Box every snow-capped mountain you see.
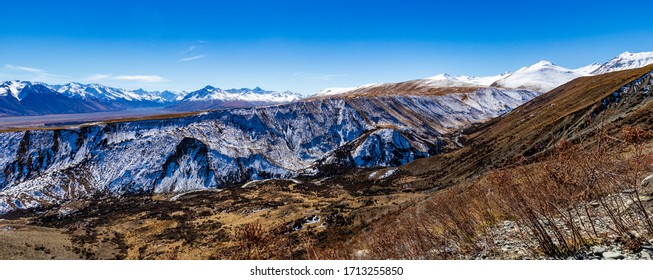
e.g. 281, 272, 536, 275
491, 61, 583, 92
0, 81, 33, 116
0, 80, 30, 100
453, 72, 511, 86
591, 51, 653, 75
574, 63, 602, 75
0, 82, 302, 117
493, 51, 653, 91
183, 86, 300, 103
0, 81, 128, 116
170, 86, 302, 111
54, 82, 158, 102
312, 51, 653, 97
156, 90, 187, 102
315, 84, 377, 97
422, 74, 479, 87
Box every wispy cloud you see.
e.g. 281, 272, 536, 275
180, 40, 207, 62
178, 55, 206, 62
4, 64, 67, 83
5, 64, 45, 73
184, 40, 206, 53
294, 72, 350, 81
85, 73, 166, 83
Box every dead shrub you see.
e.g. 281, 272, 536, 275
333, 127, 653, 259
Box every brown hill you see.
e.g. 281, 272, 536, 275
393, 64, 653, 189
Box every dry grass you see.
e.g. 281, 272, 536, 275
335, 127, 653, 259
0, 220, 80, 259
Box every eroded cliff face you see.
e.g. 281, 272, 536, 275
0, 88, 537, 213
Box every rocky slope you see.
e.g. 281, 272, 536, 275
0, 87, 537, 213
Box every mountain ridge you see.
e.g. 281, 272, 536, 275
314, 51, 653, 97
0, 81, 302, 117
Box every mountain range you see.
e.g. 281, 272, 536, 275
170, 86, 301, 111
316, 51, 653, 95
1, 50, 653, 261
0, 51, 652, 214
0, 81, 302, 117
2, 52, 652, 120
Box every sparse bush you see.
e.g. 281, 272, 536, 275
329, 127, 653, 259
231, 222, 299, 259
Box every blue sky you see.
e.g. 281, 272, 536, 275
1, 0, 652, 95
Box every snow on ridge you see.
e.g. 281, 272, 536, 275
574, 63, 602, 75
591, 51, 653, 75
184, 86, 302, 103
55, 82, 168, 102
454, 73, 511, 86
0, 81, 29, 100
1, 80, 300, 105
311, 51, 653, 96
424, 72, 512, 87
314, 84, 377, 97
492, 60, 583, 92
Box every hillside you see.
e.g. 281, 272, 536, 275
393, 64, 653, 189
1, 62, 653, 260
335, 64, 653, 260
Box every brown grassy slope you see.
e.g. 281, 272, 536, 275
394, 64, 653, 189
335, 65, 653, 259
0, 176, 427, 260
342, 135, 653, 260
304, 82, 481, 101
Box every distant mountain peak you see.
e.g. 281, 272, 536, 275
428, 73, 454, 80
0, 80, 31, 100
173, 86, 302, 111
492, 61, 580, 92
591, 51, 653, 75
574, 63, 602, 75
533, 60, 554, 66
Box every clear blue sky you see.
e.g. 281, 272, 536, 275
1, 0, 651, 95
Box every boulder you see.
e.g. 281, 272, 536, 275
602, 251, 625, 260
592, 246, 607, 255
642, 174, 653, 189
354, 249, 370, 259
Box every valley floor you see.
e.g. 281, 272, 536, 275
0, 107, 191, 131
0, 171, 427, 260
